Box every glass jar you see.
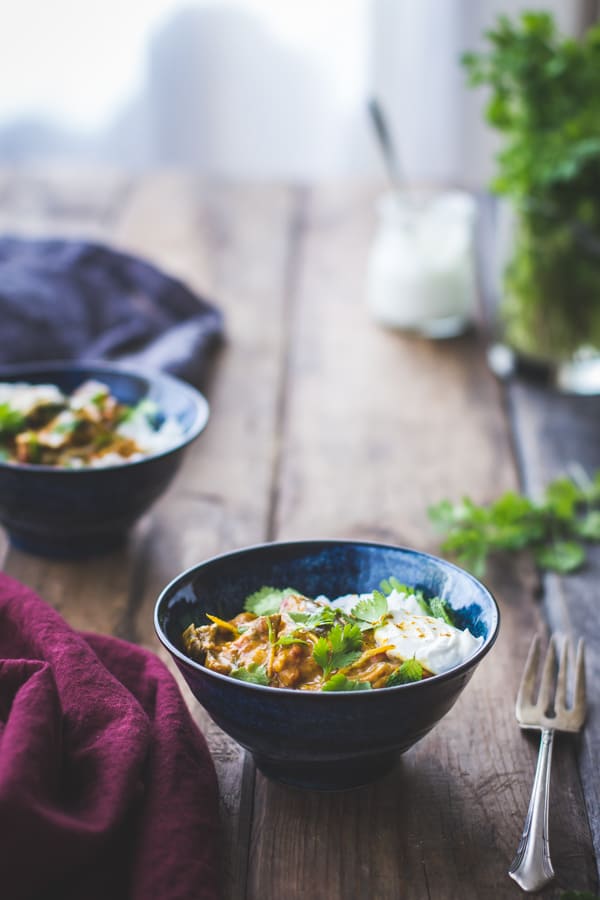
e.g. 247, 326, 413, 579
366, 190, 478, 338
494, 198, 600, 394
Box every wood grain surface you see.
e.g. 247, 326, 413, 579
0, 171, 597, 899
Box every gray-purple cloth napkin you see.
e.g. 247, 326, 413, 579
0, 237, 224, 387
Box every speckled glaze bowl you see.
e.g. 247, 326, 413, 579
0, 361, 209, 557
154, 540, 500, 791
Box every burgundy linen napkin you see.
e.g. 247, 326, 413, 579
0, 237, 224, 388
0, 573, 220, 900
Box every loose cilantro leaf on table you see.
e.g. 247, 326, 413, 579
560, 892, 600, 900
575, 511, 600, 541
534, 541, 585, 575
230, 663, 269, 685
321, 673, 372, 692
429, 469, 600, 577
313, 623, 363, 679
244, 586, 298, 616
386, 658, 423, 687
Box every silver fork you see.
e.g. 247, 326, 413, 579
508, 634, 586, 893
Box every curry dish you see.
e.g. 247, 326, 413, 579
181, 583, 483, 692
0, 379, 182, 468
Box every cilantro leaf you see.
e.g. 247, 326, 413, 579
351, 590, 388, 626
276, 634, 309, 647
428, 597, 455, 627
429, 469, 600, 577
288, 606, 337, 630
0, 403, 25, 435
560, 892, 600, 899
534, 541, 585, 574
244, 586, 298, 616
575, 511, 600, 541
312, 623, 363, 678
312, 636, 331, 673
386, 658, 423, 686
321, 673, 372, 692
415, 592, 433, 616
230, 663, 269, 685
380, 576, 412, 596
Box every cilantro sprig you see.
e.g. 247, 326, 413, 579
243, 586, 298, 616
0, 403, 26, 435
379, 579, 456, 627
288, 606, 338, 630
429, 469, 600, 577
230, 663, 269, 685
313, 623, 363, 679
350, 590, 388, 629
386, 658, 423, 687
322, 673, 373, 692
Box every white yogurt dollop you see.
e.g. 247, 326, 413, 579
322, 589, 483, 675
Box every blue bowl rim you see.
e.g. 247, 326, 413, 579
0, 359, 210, 473
154, 538, 501, 698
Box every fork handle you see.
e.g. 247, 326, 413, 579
508, 728, 556, 892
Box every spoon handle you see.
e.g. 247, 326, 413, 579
367, 97, 403, 189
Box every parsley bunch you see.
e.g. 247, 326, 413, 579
429, 469, 600, 577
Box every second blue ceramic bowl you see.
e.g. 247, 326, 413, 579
0, 361, 209, 557
155, 540, 500, 790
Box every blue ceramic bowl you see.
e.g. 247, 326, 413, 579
155, 540, 500, 790
0, 361, 209, 557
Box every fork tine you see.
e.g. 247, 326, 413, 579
516, 634, 541, 713
537, 636, 557, 714
573, 639, 587, 712
555, 637, 570, 712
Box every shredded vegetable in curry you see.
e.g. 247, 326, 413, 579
0, 380, 183, 468
181, 579, 483, 692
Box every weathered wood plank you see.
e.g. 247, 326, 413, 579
0, 166, 131, 238
248, 183, 597, 899
507, 379, 600, 881
477, 191, 600, 881
0, 168, 137, 632
110, 175, 303, 900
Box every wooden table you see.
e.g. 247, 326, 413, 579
0, 171, 598, 899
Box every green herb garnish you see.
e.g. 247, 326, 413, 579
350, 590, 388, 628
0, 403, 25, 435
428, 597, 455, 627
380, 576, 412, 596
321, 673, 373, 692
429, 469, 600, 577
313, 623, 363, 679
244, 586, 298, 616
386, 658, 423, 687
276, 634, 309, 647
230, 663, 269, 685
288, 606, 337, 630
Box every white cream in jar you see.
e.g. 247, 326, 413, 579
366, 191, 478, 338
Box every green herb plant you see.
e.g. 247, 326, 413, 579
429, 468, 600, 578
462, 12, 600, 362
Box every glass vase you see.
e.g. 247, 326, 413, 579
495, 198, 600, 393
